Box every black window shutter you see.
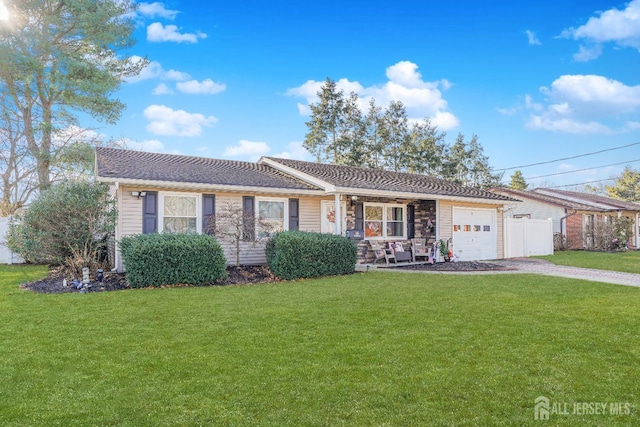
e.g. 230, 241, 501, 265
355, 202, 364, 230
242, 196, 255, 241
407, 204, 415, 239
289, 198, 299, 231
142, 192, 158, 234
202, 194, 215, 235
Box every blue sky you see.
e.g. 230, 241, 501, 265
98, 1, 639, 187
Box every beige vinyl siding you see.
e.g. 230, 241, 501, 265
439, 200, 505, 259
299, 197, 322, 232
438, 201, 453, 241
116, 189, 326, 269
119, 186, 144, 237
215, 194, 265, 266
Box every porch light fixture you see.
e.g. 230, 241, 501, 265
131, 191, 147, 199
350, 195, 358, 206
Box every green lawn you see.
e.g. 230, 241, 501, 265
536, 250, 640, 274
1, 265, 638, 426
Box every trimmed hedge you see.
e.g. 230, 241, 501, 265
265, 230, 357, 280
119, 233, 227, 288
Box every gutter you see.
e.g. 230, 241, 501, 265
95, 176, 327, 197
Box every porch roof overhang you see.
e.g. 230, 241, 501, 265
333, 187, 511, 205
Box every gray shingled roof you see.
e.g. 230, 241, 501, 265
493, 188, 601, 211
95, 147, 321, 191
263, 157, 517, 202
534, 188, 640, 211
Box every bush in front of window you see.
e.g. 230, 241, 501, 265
120, 233, 226, 287
265, 231, 357, 280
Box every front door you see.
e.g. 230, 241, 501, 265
321, 200, 347, 235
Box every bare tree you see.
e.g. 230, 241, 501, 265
0, 100, 37, 215
207, 201, 270, 267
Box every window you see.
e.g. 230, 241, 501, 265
364, 203, 405, 239
257, 198, 288, 238
160, 194, 199, 234
364, 205, 383, 237
387, 206, 404, 237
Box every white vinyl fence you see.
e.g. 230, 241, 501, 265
505, 217, 554, 258
0, 217, 25, 264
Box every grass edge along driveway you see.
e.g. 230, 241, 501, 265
0, 265, 638, 426
536, 250, 640, 274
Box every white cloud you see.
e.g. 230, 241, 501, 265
625, 121, 640, 130
271, 141, 311, 161
526, 116, 610, 134
561, 0, 640, 60
164, 69, 191, 81
525, 74, 640, 133
573, 44, 603, 62
147, 22, 207, 43
125, 56, 162, 83
138, 2, 179, 20
125, 57, 192, 85
152, 83, 173, 95
222, 140, 271, 161
176, 79, 227, 95
287, 61, 459, 130
525, 30, 541, 45
118, 138, 168, 153
143, 105, 218, 137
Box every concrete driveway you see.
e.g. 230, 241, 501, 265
484, 258, 640, 287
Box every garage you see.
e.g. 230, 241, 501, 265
452, 207, 497, 261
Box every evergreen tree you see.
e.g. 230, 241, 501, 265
339, 92, 368, 166
509, 170, 528, 190
363, 98, 384, 169
0, 0, 145, 191
442, 134, 503, 189
606, 166, 640, 202
380, 101, 410, 172
405, 119, 447, 175
303, 78, 346, 163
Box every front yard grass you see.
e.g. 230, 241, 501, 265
1, 265, 638, 426
536, 250, 640, 274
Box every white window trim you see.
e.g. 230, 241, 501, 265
256, 197, 289, 238
364, 202, 407, 240
158, 192, 202, 234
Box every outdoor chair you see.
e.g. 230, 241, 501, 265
411, 238, 431, 263
370, 241, 396, 264
389, 241, 412, 263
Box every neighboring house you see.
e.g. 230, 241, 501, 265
95, 147, 518, 271
491, 188, 640, 250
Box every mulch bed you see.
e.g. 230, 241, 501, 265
20, 262, 511, 294
20, 265, 280, 294
388, 261, 512, 271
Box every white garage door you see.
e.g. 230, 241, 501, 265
452, 207, 497, 261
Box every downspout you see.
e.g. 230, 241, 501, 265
636, 212, 639, 249
113, 181, 120, 272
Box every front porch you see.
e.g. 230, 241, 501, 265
328, 195, 438, 264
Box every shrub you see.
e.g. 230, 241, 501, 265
119, 233, 227, 288
7, 181, 116, 278
265, 231, 357, 280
